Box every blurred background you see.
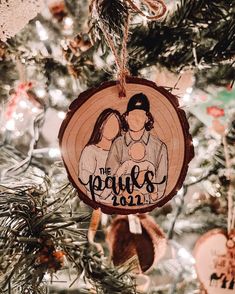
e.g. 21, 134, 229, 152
0, 0, 234, 293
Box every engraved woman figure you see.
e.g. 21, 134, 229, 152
78, 108, 122, 201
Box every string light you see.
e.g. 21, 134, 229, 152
57, 111, 66, 119
36, 88, 46, 98
36, 21, 48, 41
192, 138, 199, 147
19, 100, 28, 108
49, 89, 66, 104
43, 273, 51, 281
183, 93, 191, 103
63, 17, 73, 29
57, 78, 66, 87
48, 148, 61, 158
186, 87, 193, 94
32, 107, 39, 113
63, 17, 73, 35
5, 119, 15, 131
181, 87, 194, 105
178, 247, 195, 264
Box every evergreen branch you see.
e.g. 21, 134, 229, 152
0, 180, 136, 294
127, 0, 235, 86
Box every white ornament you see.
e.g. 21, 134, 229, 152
0, 0, 44, 41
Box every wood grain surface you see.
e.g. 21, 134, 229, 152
58, 77, 194, 214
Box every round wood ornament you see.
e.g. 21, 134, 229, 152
58, 77, 194, 214
194, 229, 235, 294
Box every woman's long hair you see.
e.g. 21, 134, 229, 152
86, 108, 122, 146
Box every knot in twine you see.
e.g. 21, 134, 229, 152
90, 0, 167, 98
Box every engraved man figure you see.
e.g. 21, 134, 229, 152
105, 93, 168, 204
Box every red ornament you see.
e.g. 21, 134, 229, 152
207, 106, 225, 118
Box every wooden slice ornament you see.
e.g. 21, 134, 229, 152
194, 229, 235, 294
106, 214, 166, 273
58, 77, 194, 214
59, 0, 193, 214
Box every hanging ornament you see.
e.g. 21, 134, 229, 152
59, 77, 194, 214
194, 229, 235, 294
58, 0, 194, 215
106, 214, 166, 272
0, 0, 44, 41
194, 135, 235, 294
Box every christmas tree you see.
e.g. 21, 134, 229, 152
0, 0, 234, 293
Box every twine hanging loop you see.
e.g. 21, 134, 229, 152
90, 0, 167, 98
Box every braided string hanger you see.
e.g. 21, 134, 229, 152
90, 0, 167, 98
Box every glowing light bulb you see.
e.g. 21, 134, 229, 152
48, 148, 61, 158
178, 247, 195, 264
12, 111, 17, 118
36, 21, 48, 41
5, 119, 15, 131
63, 17, 73, 29
44, 273, 51, 281
186, 87, 193, 94
58, 78, 66, 87
36, 88, 46, 98
193, 138, 199, 147
183, 93, 191, 102
58, 111, 66, 119
19, 100, 28, 108
32, 107, 39, 113
49, 89, 65, 104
